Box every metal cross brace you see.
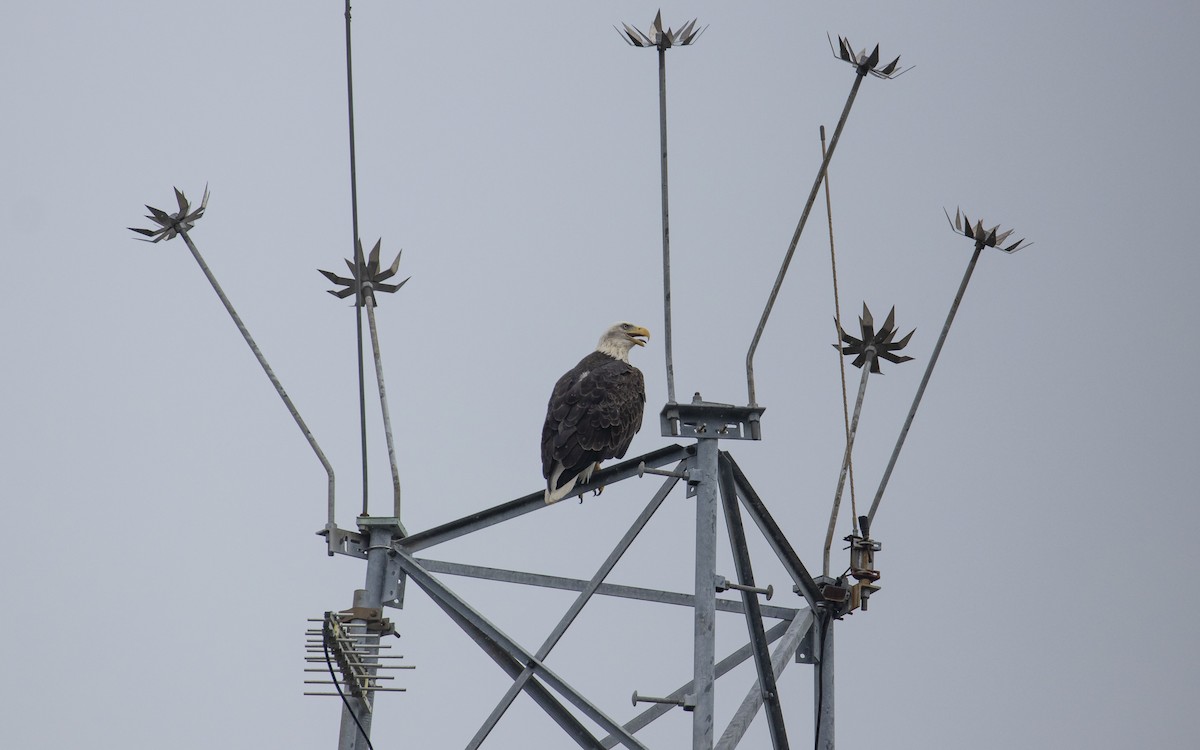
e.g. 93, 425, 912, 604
464, 467, 685, 748
393, 549, 649, 749
715, 609, 815, 750
718, 456, 789, 749
723, 455, 822, 609
413, 558, 801, 621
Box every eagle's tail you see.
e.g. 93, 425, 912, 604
544, 462, 600, 505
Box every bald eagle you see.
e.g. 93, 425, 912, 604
542, 322, 650, 504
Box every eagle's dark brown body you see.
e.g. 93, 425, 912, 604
542, 350, 646, 504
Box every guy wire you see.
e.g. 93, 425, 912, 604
821, 125, 859, 536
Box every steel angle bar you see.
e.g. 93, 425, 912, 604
814, 614, 835, 749
398, 444, 692, 553
415, 559, 801, 621
692, 439, 721, 748
467, 468, 682, 748
718, 457, 788, 749
723, 454, 821, 608
715, 609, 814, 750
395, 551, 648, 750
600, 617, 798, 749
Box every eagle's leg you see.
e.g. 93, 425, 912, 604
576, 462, 606, 503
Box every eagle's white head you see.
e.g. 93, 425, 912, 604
595, 322, 650, 362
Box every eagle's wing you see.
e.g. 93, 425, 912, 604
541, 356, 645, 484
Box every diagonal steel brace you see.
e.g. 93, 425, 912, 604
394, 550, 649, 750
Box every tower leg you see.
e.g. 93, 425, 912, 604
692, 437, 719, 749
337, 523, 398, 750
814, 615, 834, 749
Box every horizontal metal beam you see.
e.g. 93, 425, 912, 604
398, 444, 693, 553
415, 558, 802, 622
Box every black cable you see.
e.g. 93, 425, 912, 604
323, 628, 376, 750
813, 610, 828, 750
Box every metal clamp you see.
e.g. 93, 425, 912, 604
335, 606, 397, 637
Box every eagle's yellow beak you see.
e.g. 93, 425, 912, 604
629, 326, 650, 346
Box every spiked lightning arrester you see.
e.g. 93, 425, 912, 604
128, 188, 338, 533
617, 11, 704, 405
866, 210, 1029, 527
745, 38, 908, 408
834, 305, 915, 373
320, 240, 410, 521
320, 239, 409, 303
822, 306, 914, 577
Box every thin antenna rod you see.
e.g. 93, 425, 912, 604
365, 298, 402, 518
869, 208, 1026, 525
657, 45, 677, 404
867, 246, 981, 525
745, 37, 905, 406
177, 228, 337, 535
344, 0, 369, 516
745, 71, 865, 406
617, 12, 702, 403
319, 239, 409, 521
820, 125, 859, 537
823, 354, 872, 576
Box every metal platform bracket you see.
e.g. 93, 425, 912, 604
661, 394, 765, 441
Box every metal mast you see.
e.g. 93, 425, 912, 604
126, 9, 1037, 749
617, 11, 703, 405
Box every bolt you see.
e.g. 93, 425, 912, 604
637, 461, 689, 480
716, 577, 774, 600
632, 690, 688, 708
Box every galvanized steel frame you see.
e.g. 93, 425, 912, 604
322, 409, 836, 749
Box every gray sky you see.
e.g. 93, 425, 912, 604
3, 1, 1198, 748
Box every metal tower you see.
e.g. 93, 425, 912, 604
127, 8, 1032, 750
